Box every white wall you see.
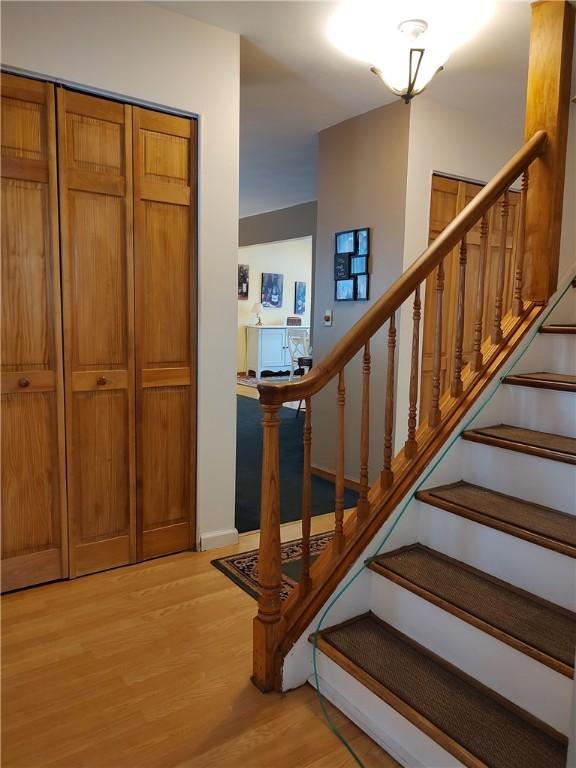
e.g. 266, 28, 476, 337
1, 1, 240, 549
237, 237, 313, 372
395, 95, 525, 447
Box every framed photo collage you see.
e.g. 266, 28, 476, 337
334, 228, 370, 301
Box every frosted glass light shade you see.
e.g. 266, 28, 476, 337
371, 42, 450, 100
328, 0, 495, 101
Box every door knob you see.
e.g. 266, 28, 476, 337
96, 376, 108, 386
18, 377, 30, 388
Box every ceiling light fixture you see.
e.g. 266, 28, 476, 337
328, 1, 495, 104
370, 17, 448, 103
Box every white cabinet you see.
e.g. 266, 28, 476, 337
246, 326, 310, 378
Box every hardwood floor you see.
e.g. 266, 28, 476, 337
2, 512, 397, 768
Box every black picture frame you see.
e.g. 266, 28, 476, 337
261, 272, 284, 308
355, 274, 369, 301
356, 228, 370, 256
334, 252, 351, 280
335, 278, 355, 301
238, 264, 249, 300
294, 281, 306, 315
350, 255, 368, 275
335, 230, 355, 255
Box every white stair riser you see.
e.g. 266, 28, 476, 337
503, 386, 575, 437
282, 511, 420, 692
546, 287, 576, 325
311, 654, 464, 768
416, 501, 576, 610
512, 334, 575, 376
473, 384, 576, 438
460, 440, 575, 515
370, 576, 573, 734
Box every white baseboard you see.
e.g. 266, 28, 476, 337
199, 528, 239, 551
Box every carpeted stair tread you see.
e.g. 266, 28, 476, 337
503, 371, 576, 392
416, 481, 576, 555
462, 423, 576, 464
314, 613, 567, 768
369, 545, 576, 671
539, 324, 576, 334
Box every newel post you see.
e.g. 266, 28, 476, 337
523, 0, 574, 303
252, 403, 282, 692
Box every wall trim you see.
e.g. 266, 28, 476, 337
199, 528, 239, 551
311, 464, 361, 493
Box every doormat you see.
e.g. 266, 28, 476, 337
211, 532, 334, 601
237, 374, 258, 387
237, 373, 293, 388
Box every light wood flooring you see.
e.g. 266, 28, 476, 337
2, 512, 398, 768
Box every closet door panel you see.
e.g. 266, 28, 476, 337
1, 74, 67, 591
69, 191, 127, 366
140, 387, 191, 559
133, 107, 197, 559
141, 201, 190, 364
58, 89, 136, 577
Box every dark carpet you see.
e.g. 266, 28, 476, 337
235, 395, 358, 534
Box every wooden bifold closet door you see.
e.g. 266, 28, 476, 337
57, 89, 137, 577
1, 78, 197, 587
57, 92, 197, 576
133, 108, 197, 560
1, 74, 68, 590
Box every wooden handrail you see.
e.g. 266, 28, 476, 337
258, 130, 547, 407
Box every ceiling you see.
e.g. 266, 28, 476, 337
162, 1, 532, 218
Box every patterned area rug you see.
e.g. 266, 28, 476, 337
237, 374, 292, 387
237, 374, 257, 387
211, 532, 334, 601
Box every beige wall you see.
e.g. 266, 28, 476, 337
311, 101, 410, 481
237, 237, 313, 372
1, 1, 240, 549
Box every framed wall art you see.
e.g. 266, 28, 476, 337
294, 281, 306, 314
238, 264, 249, 300
334, 252, 350, 280
350, 255, 368, 275
355, 274, 369, 300
333, 227, 371, 302
261, 273, 283, 308
335, 278, 355, 301
335, 230, 355, 255
356, 228, 370, 256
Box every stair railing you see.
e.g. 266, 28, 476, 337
252, 130, 547, 692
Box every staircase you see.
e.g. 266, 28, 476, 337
250, 9, 575, 761
308, 290, 575, 767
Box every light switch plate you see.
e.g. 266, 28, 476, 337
323, 309, 333, 327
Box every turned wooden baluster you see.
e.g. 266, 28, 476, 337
357, 342, 371, 523
471, 214, 489, 372
492, 190, 510, 344
429, 260, 445, 427
300, 397, 312, 595
253, 405, 282, 692
513, 169, 529, 317
405, 286, 421, 459
334, 370, 346, 554
381, 313, 396, 491
451, 236, 468, 397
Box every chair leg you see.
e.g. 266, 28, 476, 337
296, 399, 302, 418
